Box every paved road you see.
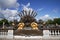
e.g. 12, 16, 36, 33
0, 36, 60, 40
0, 38, 60, 40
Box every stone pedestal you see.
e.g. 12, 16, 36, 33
43, 30, 50, 38
7, 30, 13, 39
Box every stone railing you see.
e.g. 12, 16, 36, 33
0, 29, 13, 39
43, 29, 60, 38
49, 30, 60, 36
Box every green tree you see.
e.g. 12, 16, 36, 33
46, 19, 53, 24
0, 19, 9, 26
53, 18, 60, 25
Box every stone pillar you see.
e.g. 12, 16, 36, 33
49, 30, 51, 35
58, 30, 60, 35
52, 30, 54, 35
55, 30, 57, 35
43, 30, 50, 38
7, 30, 13, 39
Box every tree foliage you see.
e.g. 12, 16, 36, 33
0, 19, 9, 26
53, 18, 60, 24
46, 18, 60, 25
46, 19, 53, 24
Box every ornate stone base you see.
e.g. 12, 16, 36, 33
14, 30, 43, 36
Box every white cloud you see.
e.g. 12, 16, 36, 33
53, 8, 58, 13
37, 8, 43, 12
39, 14, 59, 21
54, 17, 59, 18
0, 0, 20, 21
0, 9, 20, 21
40, 14, 52, 21
26, 3, 30, 7
22, 2, 32, 11
0, 0, 20, 9
0, 13, 5, 20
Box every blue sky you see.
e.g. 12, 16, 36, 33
0, 0, 60, 21
17, 0, 60, 20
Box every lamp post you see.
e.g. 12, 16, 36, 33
2, 22, 5, 29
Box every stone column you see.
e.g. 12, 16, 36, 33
49, 30, 51, 35
58, 30, 60, 35
7, 30, 13, 39
43, 30, 50, 38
